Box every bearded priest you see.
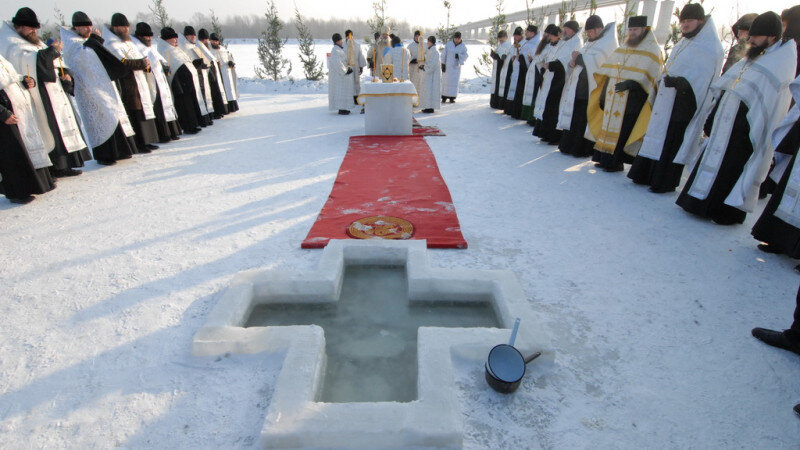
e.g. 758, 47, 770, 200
587, 16, 664, 173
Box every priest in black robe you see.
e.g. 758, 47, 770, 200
558, 15, 608, 157
534, 22, 579, 144
628, 5, 721, 193
158, 27, 202, 134
198, 28, 228, 118
489, 30, 509, 109
134, 22, 181, 143
677, 12, 794, 225
10, 8, 89, 177
0, 67, 55, 203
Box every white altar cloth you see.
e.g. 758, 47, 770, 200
357, 81, 419, 136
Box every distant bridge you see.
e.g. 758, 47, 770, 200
458, 0, 676, 43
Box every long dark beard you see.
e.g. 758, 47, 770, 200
211, 43, 220, 49
21, 30, 41, 45
113, 29, 131, 41
625, 29, 647, 47
746, 43, 767, 59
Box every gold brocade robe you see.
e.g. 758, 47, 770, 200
588, 30, 664, 156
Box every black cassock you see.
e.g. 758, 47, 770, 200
0, 90, 56, 200
504, 56, 528, 118
592, 80, 648, 171
532, 60, 566, 143
676, 101, 752, 225
36, 46, 90, 172
192, 59, 214, 127
207, 63, 228, 118
627, 76, 697, 192
751, 119, 800, 255
525, 68, 543, 126
558, 54, 594, 157
152, 82, 182, 142
82, 34, 137, 162
171, 64, 204, 133
489, 51, 507, 109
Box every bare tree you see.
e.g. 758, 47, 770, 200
474, 0, 507, 78
149, 0, 171, 29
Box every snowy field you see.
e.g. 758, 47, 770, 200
1, 83, 800, 446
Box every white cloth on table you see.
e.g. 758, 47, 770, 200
357, 81, 418, 135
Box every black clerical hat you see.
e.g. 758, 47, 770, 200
111, 13, 129, 27
544, 24, 560, 35
497, 30, 508, 39
135, 22, 153, 37
733, 13, 757, 32
332, 33, 342, 43
749, 11, 782, 37
563, 20, 580, 33
161, 27, 178, 40
184, 26, 196, 36
453, 31, 462, 39
198, 28, 209, 40
526, 24, 538, 33
414, 30, 421, 37
628, 16, 647, 28
210, 33, 220, 41
513, 27, 523, 36
585, 15, 603, 30
679, 4, 705, 21
12, 7, 40, 28
71, 11, 92, 27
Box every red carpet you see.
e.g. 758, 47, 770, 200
412, 118, 445, 136
302, 136, 467, 249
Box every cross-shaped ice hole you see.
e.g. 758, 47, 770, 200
245, 265, 499, 403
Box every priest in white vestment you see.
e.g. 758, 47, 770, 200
384, 35, 411, 81
532, 22, 582, 144
345, 30, 366, 105
629, 5, 724, 193
157, 27, 207, 133
0, 52, 55, 203
134, 22, 182, 143
677, 12, 796, 225
490, 30, 513, 109
198, 28, 229, 117
557, 17, 617, 157
440, 31, 468, 103
61, 13, 137, 165
408, 31, 426, 95
418, 36, 442, 113
328, 33, 354, 115
179, 26, 214, 125
103, 14, 160, 152
0, 8, 89, 177
209, 33, 239, 112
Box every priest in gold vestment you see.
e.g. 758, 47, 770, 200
588, 16, 664, 172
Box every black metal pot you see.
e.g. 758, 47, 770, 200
485, 318, 542, 394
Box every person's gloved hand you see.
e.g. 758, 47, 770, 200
614, 80, 637, 93
441, 63, 446, 73
359, 67, 363, 74
228, 61, 235, 68
455, 53, 459, 60
346, 67, 353, 75
419, 65, 425, 71
410, 58, 417, 64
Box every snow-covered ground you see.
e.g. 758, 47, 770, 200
1, 85, 799, 447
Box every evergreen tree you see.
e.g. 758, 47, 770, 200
474, 0, 507, 79
255, 0, 292, 80
294, 7, 324, 81
210, 9, 224, 43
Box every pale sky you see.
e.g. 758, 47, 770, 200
0, 0, 793, 30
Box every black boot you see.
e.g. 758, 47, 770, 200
752, 328, 800, 356
421, 108, 434, 113
794, 404, 800, 417
354, 96, 359, 105
338, 109, 351, 115
757, 243, 783, 254
8, 195, 35, 204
